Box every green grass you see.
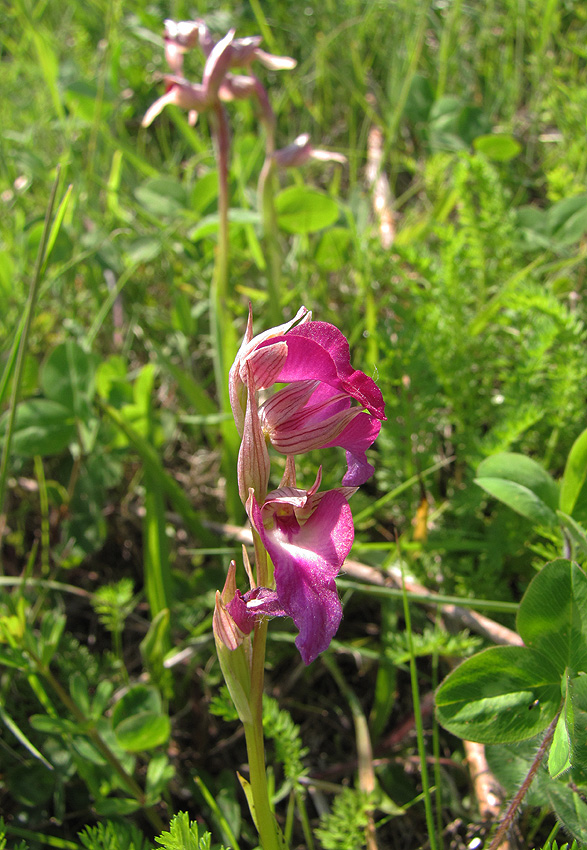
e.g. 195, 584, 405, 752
2, 0, 587, 847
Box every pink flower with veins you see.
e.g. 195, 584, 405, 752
229, 306, 385, 501
227, 471, 355, 664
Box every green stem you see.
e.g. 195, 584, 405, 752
210, 106, 242, 522
243, 617, 284, 850
0, 168, 61, 552
401, 573, 439, 850
258, 156, 282, 324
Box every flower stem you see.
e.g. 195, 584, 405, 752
210, 105, 241, 521
258, 156, 282, 324
242, 617, 285, 850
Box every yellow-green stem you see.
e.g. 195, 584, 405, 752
242, 617, 283, 850
258, 157, 282, 324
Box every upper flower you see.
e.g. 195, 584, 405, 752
143, 20, 295, 128
227, 472, 354, 664
229, 306, 385, 500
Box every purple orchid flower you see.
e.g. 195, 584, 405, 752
229, 306, 386, 498
227, 472, 355, 664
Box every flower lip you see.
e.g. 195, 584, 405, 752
246, 480, 353, 664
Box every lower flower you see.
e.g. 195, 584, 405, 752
227, 475, 354, 664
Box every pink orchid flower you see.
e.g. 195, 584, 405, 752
227, 473, 354, 664
229, 307, 385, 499
144, 20, 294, 129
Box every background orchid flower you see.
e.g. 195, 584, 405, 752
144, 20, 294, 129
227, 473, 354, 664
273, 133, 347, 168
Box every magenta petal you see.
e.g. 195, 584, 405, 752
261, 329, 385, 419
250, 490, 353, 664
287, 323, 386, 419
323, 413, 382, 486
227, 587, 287, 635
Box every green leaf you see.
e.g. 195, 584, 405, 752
135, 177, 188, 217
146, 752, 174, 802
111, 685, 170, 752
568, 673, 587, 772
546, 782, 587, 845
156, 811, 222, 850
0, 705, 53, 769
315, 227, 352, 271
187, 209, 260, 242
275, 187, 339, 234
475, 452, 559, 525
0, 399, 76, 457
547, 194, 587, 247
475, 477, 558, 526
435, 645, 561, 743
94, 797, 142, 816
111, 685, 161, 726
517, 560, 587, 675
549, 707, 571, 779
69, 671, 91, 715
560, 427, 587, 515
404, 74, 434, 123
473, 134, 522, 162
477, 452, 559, 511
41, 341, 96, 418
114, 713, 170, 752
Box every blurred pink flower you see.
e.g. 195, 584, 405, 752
228, 472, 354, 664
143, 20, 294, 129
273, 134, 347, 168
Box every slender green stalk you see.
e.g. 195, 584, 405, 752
401, 571, 439, 850
209, 106, 242, 521
431, 611, 444, 849
323, 654, 377, 850
242, 617, 284, 850
0, 168, 62, 554
258, 157, 282, 324
33, 456, 50, 577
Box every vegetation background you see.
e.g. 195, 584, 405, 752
2, 0, 587, 848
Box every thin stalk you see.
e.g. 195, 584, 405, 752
0, 168, 61, 552
209, 105, 241, 521
431, 612, 444, 848
258, 156, 282, 324
401, 572, 439, 850
33, 456, 50, 577
487, 712, 560, 850
242, 617, 284, 850
323, 654, 378, 850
